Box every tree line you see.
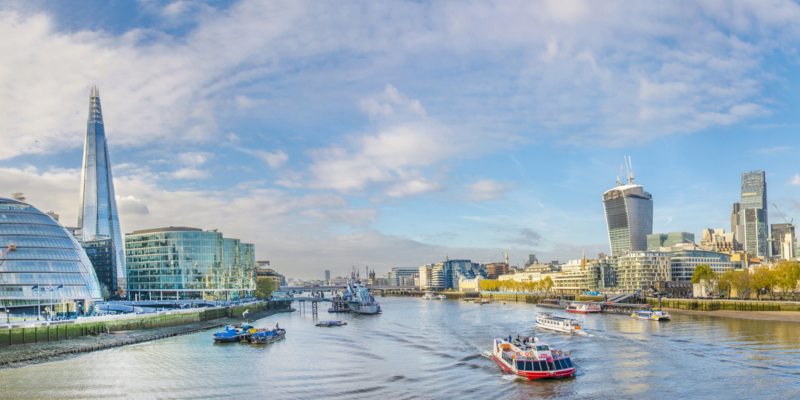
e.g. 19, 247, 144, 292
479, 277, 554, 294
691, 260, 800, 300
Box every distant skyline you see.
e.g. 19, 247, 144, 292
2, 1, 800, 278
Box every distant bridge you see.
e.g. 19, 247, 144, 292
282, 285, 416, 292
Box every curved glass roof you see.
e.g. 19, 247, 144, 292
0, 198, 103, 306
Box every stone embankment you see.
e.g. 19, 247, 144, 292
0, 301, 292, 369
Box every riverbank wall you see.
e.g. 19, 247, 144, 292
646, 298, 800, 312
0, 300, 290, 348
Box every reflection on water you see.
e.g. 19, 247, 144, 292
1, 297, 800, 399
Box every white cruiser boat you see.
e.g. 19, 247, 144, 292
343, 279, 381, 315
632, 309, 671, 321
422, 292, 444, 300
492, 336, 576, 380
536, 313, 582, 334
566, 301, 602, 314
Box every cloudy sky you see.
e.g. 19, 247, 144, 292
2, 0, 800, 279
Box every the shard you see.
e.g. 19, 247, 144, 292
77, 86, 126, 297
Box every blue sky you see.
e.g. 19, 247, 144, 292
2, 0, 800, 279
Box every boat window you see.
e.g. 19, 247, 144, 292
539, 361, 548, 371
547, 361, 555, 371
553, 359, 561, 370
516, 361, 525, 371
525, 361, 532, 371
536, 346, 549, 351
532, 361, 541, 371
563, 358, 572, 368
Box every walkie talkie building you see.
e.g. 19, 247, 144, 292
77, 86, 126, 297
603, 184, 653, 256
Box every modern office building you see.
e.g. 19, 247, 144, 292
387, 267, 419, 286
125, 227, 257, 301
82, 238, 115, 298
615, 251, 670, 292
771, 223, 796, 260
0, 197, 103, 315
77, 86, 126, 297
486, 263, 509, 279
324, 270, 330, 285
668, 249, 732, 282
735, 171, 769, 257
603, 183, 654, 256
646, 232, 695, 251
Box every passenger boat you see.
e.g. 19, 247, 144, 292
481, 299, 492, 304
491, 336, 576, 380
212, 324, 255, 342
566, 301, 602, 314
535, 313, 582, 334
537, 299, 567, 309
422, 292, 441, 300
632, 309, 671, 321
250, 325, 286, 344
316, 321, 347, 327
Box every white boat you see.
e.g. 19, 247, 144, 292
632, 309, 671, 321
536, 313, 582, 334
566, 301, 602, 314
437, 294, 447, 300
422, 291, 441, 300
492, 336, 576, 380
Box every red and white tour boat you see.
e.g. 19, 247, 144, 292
492, 336, 576, 380
566, 301, 602, 314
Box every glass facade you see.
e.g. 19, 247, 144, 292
77, 86, 126, 296
616, 252, 670, 292
668, 250, 732, 282
125, 227, 256, 301
0, 198, 103, 312
83, 238, 114, 298
603, 185, 653, 256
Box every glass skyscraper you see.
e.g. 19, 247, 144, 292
737, 171, 768, 257
77, 86, 126, 297
0, 197, 103, 314
603, 184, 653, 256
125, 227, 256, 301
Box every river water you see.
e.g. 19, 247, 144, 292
1, 297, 799, 399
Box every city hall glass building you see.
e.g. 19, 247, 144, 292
0, 198, 103, 314
603, 184, 654, 256
125, 227, 256, 301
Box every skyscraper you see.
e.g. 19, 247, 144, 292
603, 180, 653, 256
737, 171, 768, 257
77, 86, 126, 296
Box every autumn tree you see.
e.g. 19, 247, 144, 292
691, 264, 717, 296
775, 260, 800, 299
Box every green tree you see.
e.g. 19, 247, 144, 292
775, 260, 800, 299
100, 284, 110, 301
691, 264, 717, 296
718, 270, 735, 300
751, 266, 778, 300
255, 278, 278, 299
731, 270, 751, 300
542, 277, 554, 295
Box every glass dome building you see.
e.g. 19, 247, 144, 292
0, 198, 103, 317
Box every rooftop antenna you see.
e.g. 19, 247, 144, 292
628, 156, 634, 184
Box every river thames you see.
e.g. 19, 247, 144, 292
1, 297, 799, 399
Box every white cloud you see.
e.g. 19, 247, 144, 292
790, 174, 800, 186
466, 179, 511, 202
178, 151, 213, 167
235, 95, 267, 109
256, 150, 289, 169
171, 168, 212, 180
116, 195, 150, 215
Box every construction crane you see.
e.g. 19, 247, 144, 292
773, 204, 794, 229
